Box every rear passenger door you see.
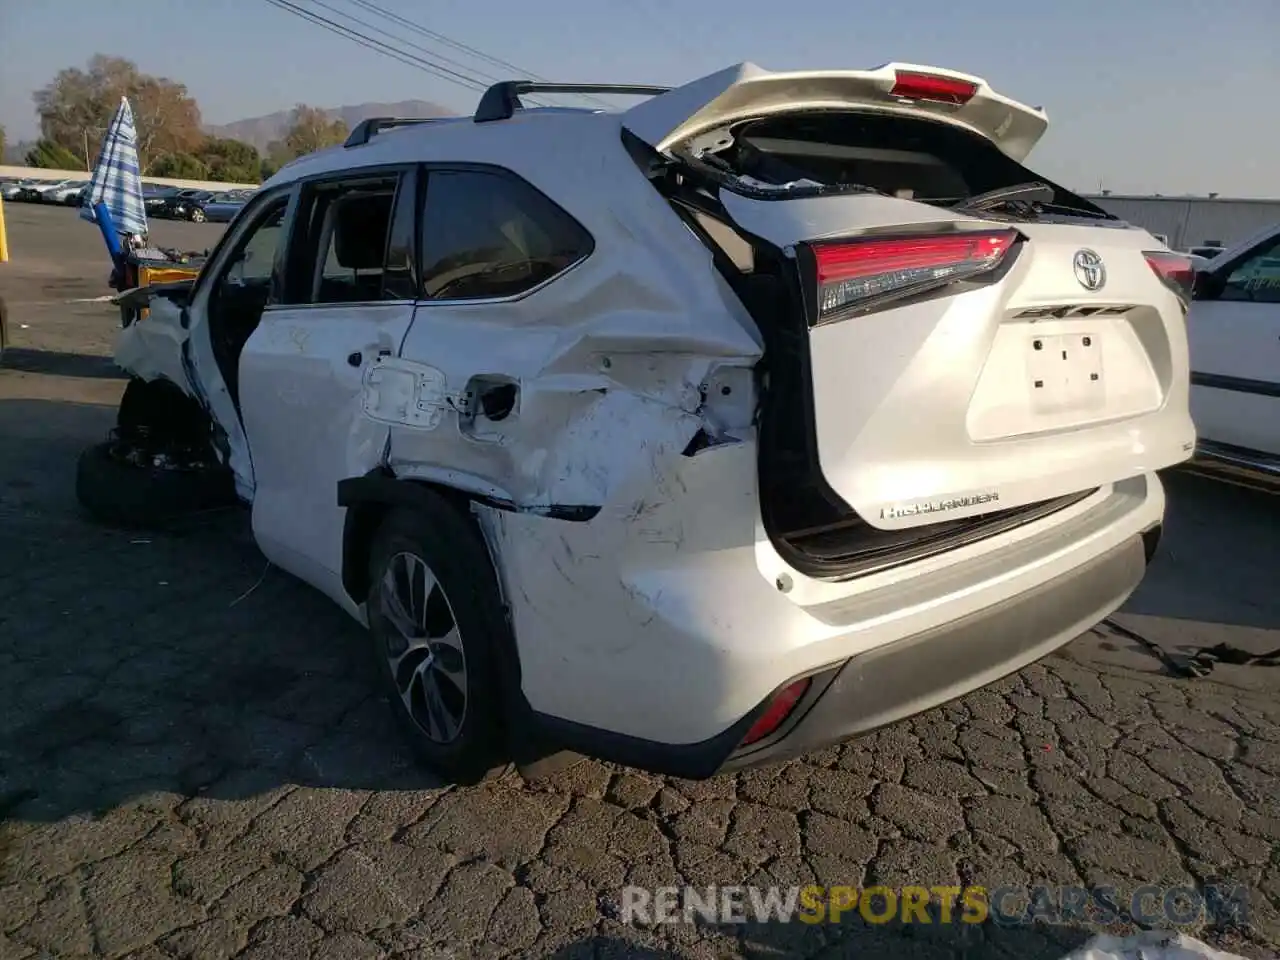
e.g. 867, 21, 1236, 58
238, 167, 421, 607
374, 165, 595, 502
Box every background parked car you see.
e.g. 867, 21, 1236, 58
1, 179, 40, 201
46, 181, 89, 205
151, 189, 216, 222
13, 180, 65, 202
143, 185, 183, 217
201, 191, 249, 223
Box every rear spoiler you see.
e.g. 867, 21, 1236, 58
621, 62, 1051, 163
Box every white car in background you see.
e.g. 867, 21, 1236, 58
78, 62, 1194, 783
45, 180, 89, 205
1186, 222, 1280, 474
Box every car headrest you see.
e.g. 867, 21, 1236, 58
332, 193, 393, 271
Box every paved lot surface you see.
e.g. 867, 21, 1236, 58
1, 204, 1279, 959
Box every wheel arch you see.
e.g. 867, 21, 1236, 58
338, 468, 480, 609
341, 468, 552, 766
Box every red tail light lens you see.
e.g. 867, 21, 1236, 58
740, 678, 811, 747
812, 230, 1018, 322
1144, 251, 1195, 308
890, 71, 978, 105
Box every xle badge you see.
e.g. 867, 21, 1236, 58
881, 491, 1000, 521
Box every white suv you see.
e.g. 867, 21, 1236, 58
80, 62, 1196, 783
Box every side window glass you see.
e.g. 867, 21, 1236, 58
419, 169, 592, 301
282, 176, 401, 305
1222, 238, 1280, 304
224, 202, 287, 286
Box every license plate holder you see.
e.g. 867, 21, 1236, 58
1027, 332, 1105, 415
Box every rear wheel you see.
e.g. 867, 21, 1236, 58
190, 207, 206, 223
366, 499, 510, 784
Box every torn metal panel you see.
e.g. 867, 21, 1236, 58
385, 235, 763, 512
389, 360, 752, 511
112, 295, 194, 396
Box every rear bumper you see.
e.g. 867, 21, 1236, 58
533, 529, 1150, 779
721, 529, 1149, 772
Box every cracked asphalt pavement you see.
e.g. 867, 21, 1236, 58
1, 204, 1279, 959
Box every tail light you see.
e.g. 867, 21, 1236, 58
890, 71, 978, 105
1144, 251, 1195, 308
739, 678, 811, 747
811, 229, 1019, 323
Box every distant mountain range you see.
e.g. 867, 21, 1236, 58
204, 99, 455, 152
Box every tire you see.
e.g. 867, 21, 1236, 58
366, 499, 511, 784
190, 208, 206, 223
75, 440, 238, 529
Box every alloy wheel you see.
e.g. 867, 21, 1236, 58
379, 551, 468, 743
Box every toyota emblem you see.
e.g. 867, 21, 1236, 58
1073, 249, 1106, 291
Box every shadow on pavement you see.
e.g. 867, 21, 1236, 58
1116, 468, 1279, 636
0, 397, 444, 826
0, 347, 126, 380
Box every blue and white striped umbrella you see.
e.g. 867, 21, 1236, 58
79, 96, 148, 238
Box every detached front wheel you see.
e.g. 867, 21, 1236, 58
366, 500, 510, 784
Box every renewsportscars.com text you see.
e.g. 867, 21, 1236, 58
620, 884, 1251, 927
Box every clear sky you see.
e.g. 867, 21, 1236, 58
1, 0, 1276, 197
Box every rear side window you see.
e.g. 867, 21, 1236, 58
1221, 236, 1280, 304
281, 172, 415, 305
419, 169, 592, 301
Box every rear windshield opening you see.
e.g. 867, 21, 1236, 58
707, 111, 1107, 216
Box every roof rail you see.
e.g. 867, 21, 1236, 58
473, 82, 671, 124
344, 116, 438, 148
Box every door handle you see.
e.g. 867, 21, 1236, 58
347, 351, 362, 368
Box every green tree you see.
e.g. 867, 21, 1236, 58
33, 54, 203, 171
148, 152, 208, 180
279, 104, 347, 159
196, 137, 260, 183
26, 139, 83, 169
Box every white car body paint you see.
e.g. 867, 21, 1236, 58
105, 61, 1194, 758
620, 61, 1049, 162
1185, 222, 1280, 463
240, 301, 418, 616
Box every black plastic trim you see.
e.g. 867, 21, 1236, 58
344, 117, 439, 148
337, 473, 600, 522
525, 667, 839, 780
1190, 371, 1280, 398
780, 488, 1098, 582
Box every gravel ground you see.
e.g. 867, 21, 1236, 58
1, 203, 1278, 960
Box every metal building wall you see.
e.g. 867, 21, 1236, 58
1083, 195, 1280, 251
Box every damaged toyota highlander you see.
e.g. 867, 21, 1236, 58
79, 62, 1196, 783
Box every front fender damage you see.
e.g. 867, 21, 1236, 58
113, 294, 194, 395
